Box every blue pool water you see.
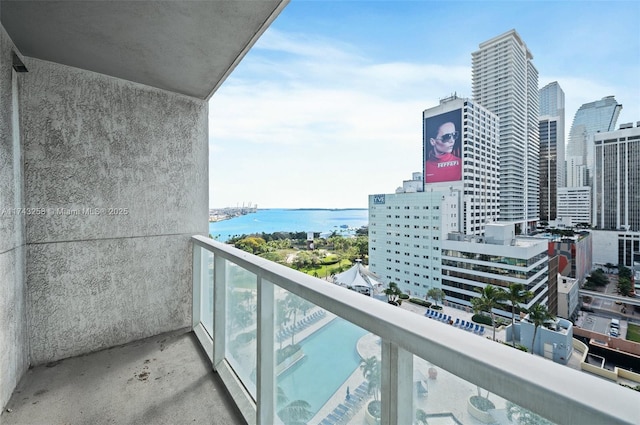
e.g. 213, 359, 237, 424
277, 318, 368, 416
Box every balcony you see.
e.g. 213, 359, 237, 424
190, 236, 638, 425
2, 237, 638, 424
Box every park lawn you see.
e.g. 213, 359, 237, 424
627, 323, 640, 343
300, 259, 352, 278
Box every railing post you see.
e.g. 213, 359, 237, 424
192, 244, 202, 329
381, 340, 413, 425
213, 255, 227, 368
256, 277, 275, 425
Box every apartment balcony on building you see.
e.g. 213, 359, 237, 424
1, 3, 639, 425
1, 1, 287, 423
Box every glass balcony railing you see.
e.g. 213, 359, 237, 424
192, 235, 638, 425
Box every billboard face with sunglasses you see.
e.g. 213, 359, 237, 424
424, 109, 462, 183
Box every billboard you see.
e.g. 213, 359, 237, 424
424, 109, 462, 184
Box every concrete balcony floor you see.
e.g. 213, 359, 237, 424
1, 330, 246, 425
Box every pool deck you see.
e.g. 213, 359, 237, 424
308, 301, 505, 425
309, 300, 589, 425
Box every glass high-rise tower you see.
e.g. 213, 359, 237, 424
566, 96, 622, 187
539, 82, 565, 221
472, 29, 539, 234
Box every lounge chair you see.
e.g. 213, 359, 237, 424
454, 318, 459, 326
328, 413, 341, 423
336, 404, 349, 414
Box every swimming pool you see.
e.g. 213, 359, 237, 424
276, 317, 368, 416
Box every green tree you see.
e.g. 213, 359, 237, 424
261, 251, 286, 264
384, 282, 403, 305
328, 235, 349, 251
618, 277, 633, 297
427, 287, 446, 307
277, 387, 312, 425
234, 236, 267, 254
353, 236, 369, 258
276, 299, 291, 350
228, 290, 253, 331
619, 264, 632, 280
586, 269, 608, 287
527, 304, 553, 356
285, 293, 305, 344
471, 285, 507, 341
605, 262, 615, 273
503, 283, 533, 347
292, 251, 312, 269
360, 356, 381, 402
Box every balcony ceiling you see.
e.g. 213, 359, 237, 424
1, 0, 287, 99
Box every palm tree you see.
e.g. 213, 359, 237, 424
276, 299, 291, 350
277, 387, 312, 425
285, 293, 305, 344
527, 304, 553, 355
427, 287, 446, 307
504, 283, 533, 347
360, 356, 381, 402
384, 282, 403, 305
471, 285, 507, 341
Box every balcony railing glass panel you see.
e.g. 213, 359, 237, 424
201, 249, 214, 337
274, 285, 381, 424
411, 354, 557, 425
225, 261, 258, 399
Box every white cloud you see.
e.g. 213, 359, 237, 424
209, 25, 638, 209
209, 31, 471, 208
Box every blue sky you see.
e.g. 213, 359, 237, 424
209, 0, 640, 209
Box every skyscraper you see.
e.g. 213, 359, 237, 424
472, 29, 539, 234
593, 122, 640, 231
422, 95, 500, 235
566, 96, 622, 187
538, 82, 565, 221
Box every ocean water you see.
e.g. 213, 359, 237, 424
208, 209, 368, 242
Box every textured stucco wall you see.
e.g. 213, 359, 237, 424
19, 58, 208, 364
0, 25, 29, 410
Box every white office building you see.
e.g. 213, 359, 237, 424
472, 29, 540, 233
423, 96, 500, 235
441, 223, 550, 314
557, 276, 580, 321
368, 189, 461, 298
557, 187, 591, 226
369, 188, 551, 312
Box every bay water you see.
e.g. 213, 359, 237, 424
208, 208, 368, 242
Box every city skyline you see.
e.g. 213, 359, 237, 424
209, 1, 640, 209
